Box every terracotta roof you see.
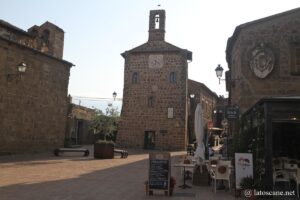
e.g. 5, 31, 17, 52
40, 21, 64, 32
0, 35, 74, 67
0, 19, 31, 36
226, 7, 300, 64
188, 79, 218, 98
121, 40, 192, 59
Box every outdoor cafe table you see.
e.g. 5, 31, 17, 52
173, 163, 195, 189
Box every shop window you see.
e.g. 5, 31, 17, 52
290, 44, 300, 75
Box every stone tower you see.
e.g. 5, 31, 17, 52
28, 21, 64, 59
117, 10, 192, 150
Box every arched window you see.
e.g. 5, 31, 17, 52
155, 14, 160, 29
41, 29, 50, 44
132, 72, 138, 84
169, 72, 176, 83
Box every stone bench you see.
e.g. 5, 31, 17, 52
54, 148, 89, 157
114, 149, 128, 158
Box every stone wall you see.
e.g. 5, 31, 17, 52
0, 21, 72, 154
226, 8, 300, 113
187, 79, 219, 142
65, 103, 95, 145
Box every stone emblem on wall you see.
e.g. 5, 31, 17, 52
249, 43, 274, 78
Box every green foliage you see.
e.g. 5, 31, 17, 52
95, 139, 115, 145
240, 176, 263, 190
90, 107, 120, 142
105, 106, 120, 117
240, 176, 254, 190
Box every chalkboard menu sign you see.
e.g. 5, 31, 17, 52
148, 153, 171, 191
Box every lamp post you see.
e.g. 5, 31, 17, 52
215, 64, 224, 84
7, 62, 27, 81
112, 91, 117, 101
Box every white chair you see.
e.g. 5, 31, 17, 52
278, 157, 289, 168
273, 170, 290, 190
273, 158, 283, 171
291, 168, 300, 198
284, 163, 298, 179
210, 155, 222, 160
218, 160, 231, 166
210, 164, 231, 193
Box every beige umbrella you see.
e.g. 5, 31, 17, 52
194, 103, 205, 160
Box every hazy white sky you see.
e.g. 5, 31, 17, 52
1, 0, 300, 102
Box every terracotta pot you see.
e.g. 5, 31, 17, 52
94, 142, 114, 159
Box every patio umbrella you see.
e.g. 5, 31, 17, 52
194, 103, 205, 161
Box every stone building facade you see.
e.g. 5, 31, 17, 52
0, 20, 73, 154
187, 79, 220, 142
226, 7, 300, 113
117, 10, 192, 150
65, 102, 95, 146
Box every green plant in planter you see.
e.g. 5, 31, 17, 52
240, 176, 258, 199
94, 139, 115, 159
240, 176, 255, 190
95, 140, 115, 145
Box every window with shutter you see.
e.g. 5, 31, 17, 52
291, 45, 300, 75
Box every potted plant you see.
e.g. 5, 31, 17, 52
94, 139, 114, 159
240, 176, 256, 199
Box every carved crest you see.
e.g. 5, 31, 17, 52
249, 43, 274, 78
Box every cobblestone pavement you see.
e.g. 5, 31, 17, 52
0, 146, 236, 200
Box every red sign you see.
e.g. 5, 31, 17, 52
207, 121, 213, 129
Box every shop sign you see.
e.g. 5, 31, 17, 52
226, 106, 239, 119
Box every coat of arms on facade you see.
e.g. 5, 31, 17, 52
249, 43, 275, 78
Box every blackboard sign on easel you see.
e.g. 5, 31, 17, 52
148, 152, 171, 196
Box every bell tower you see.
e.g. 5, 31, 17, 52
117, 9, 192, 151
148, 10, 165, 41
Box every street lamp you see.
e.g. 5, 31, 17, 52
215, 64, 224, 84
7, 62, 27, 81
112, 91, 117, 101
17, 62, 27, 73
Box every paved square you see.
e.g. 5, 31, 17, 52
0, 146, 236, 200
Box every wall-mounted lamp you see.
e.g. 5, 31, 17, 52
215, 64, 225, 84
112, 91, 117, 101
7, 62, 27, 81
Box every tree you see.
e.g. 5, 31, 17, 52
90, 107, 120, 142
106, 106, 120, 117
